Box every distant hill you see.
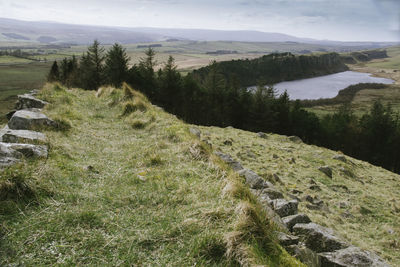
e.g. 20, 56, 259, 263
0, 17, 398, 47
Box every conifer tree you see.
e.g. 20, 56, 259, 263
104, 43, 130, 87
47, 61, 60, 82
79, 40, 105, 90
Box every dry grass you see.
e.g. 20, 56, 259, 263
201, 125, 400, 265
1, 83, 302, 266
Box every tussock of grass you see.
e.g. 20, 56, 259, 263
0, 164, 36, 202
130, 118, 148, 129
121, 98, 148, 116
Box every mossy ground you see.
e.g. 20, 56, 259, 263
201, 126, 400, 265
0, 83, 302, 266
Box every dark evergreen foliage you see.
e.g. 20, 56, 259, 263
47, 61, 59, 82
47, 42, 400, 173
104, 43, 130, 88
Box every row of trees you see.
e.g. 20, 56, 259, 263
48, 41, 400, 173
192, 52, 349, 87
48, 41, 129, 90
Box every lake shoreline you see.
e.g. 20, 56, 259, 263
248, 71, 394, 100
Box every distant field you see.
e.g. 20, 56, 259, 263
364, 46, 400, 70
0, 62, 51, 122
0, 42, 399, 122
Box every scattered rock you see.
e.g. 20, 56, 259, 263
318, 166, 333, 178
277, 232, 300, 247
8, 109, 56, 130
2, 128, 47, 144
0, 143, 23, 159
305, 195, 314, 203
272, 199, 298, 217
1, 143, 47, 158
306, 204, 323, 210
291, 189, 303, 195
340, 211, 355, 219
309, 185, 321, 191
282, 213, 312, 232
257, 132, 268, 138
16, 94, 48, 109
331, 184, 350, 193
333, 154, 347, 163
189, 127, 201, 138
319, 246, 390, 267
288, 136, 302, 143
0, 143, 22, 168
261, 188, 284, 200
293, 223, 348, 253
214, 152, 243, 171
223, 139, 232, 146
238, 168, 272, 189
0, 157, 20, 168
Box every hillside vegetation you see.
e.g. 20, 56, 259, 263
201, 126, 400, 266
192, 52, 348, 87
0, 83, 302, 266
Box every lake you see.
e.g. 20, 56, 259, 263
255, 71, 395, 100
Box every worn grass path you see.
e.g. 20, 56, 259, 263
0, 84, 301, 266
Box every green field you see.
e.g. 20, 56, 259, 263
0, 62, 51, 122
307, 46, 400, 116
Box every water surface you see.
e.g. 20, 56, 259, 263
265, 71, 394, 100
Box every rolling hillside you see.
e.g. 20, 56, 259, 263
0, 83, 398, 265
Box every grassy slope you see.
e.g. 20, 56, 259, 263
201, 127, 400, 265
0, 84, 301, 266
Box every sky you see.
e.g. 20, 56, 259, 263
0, 0, 399, 42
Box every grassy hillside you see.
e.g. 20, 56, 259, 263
0, 83, 302, 266
201, 127, 400, 265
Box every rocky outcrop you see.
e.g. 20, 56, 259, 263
319, 246, 390, 267
237, 168, 272, 189
15, 94, 48, 110
213, 150, 389, 267
283, 214, 312, 232
0, 90, 51, 169
293, 223, 348, 253
189, 127, 201, 139
1, 143, 48, 158
318, 166, 333, 178
214, 151, 243, 171
8, 109, 56, 130
1, 127, 47, 144
272, 199, 299, 217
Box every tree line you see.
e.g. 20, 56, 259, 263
48, 41, 400, 173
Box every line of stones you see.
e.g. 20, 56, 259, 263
189, 128, 390, 267
0, 91, 55, 168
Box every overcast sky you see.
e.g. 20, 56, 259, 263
0, 0, 399, 42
